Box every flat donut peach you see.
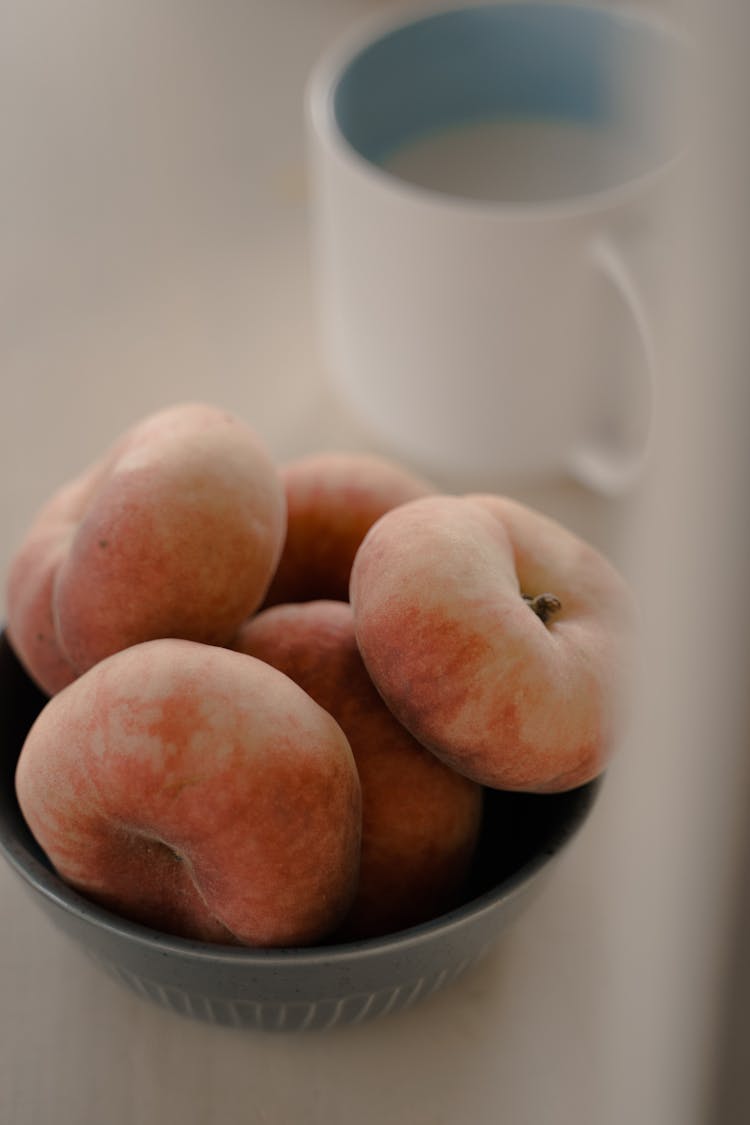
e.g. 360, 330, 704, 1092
349, 494, 636, 793
15, 638, 361, 946
6, 464, 109, 695
7, 402, 287, 687
5, 424, 140, 695
261, 451, 433, 607
235, 600, 483, 938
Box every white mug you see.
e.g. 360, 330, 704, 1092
306, 2, 686, 493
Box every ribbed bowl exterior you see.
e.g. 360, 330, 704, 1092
98, 954, 482, 1031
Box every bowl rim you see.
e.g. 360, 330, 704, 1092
0, 775, 600, 966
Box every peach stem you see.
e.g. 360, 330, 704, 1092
523, 593, 562, 624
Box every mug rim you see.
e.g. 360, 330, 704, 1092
306, 0, 690, 221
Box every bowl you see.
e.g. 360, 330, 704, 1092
0, 630, 600, 1032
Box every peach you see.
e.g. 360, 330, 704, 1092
235, 600, 483, 939
350, 494, 637, 793
6, 402, 286, 691
15, 638, 361, 946
261, 451, 433, 606
5, 466, 108, 696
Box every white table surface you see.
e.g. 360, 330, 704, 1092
0, 3, 718, 1123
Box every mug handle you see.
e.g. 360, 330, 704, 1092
567, 235, 656, 496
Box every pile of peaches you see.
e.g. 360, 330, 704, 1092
5, 403, 636, 947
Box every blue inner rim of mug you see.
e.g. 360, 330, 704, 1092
333, 3, 662, 167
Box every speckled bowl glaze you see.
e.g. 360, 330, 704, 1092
0, 631, 600, 1032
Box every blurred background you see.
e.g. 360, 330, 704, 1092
1, 0, 392, 567
2, 2, 749, 1122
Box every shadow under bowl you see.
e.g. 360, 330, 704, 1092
0, 630, 600, 1032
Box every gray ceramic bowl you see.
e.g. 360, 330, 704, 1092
0, 631, 600, 1032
